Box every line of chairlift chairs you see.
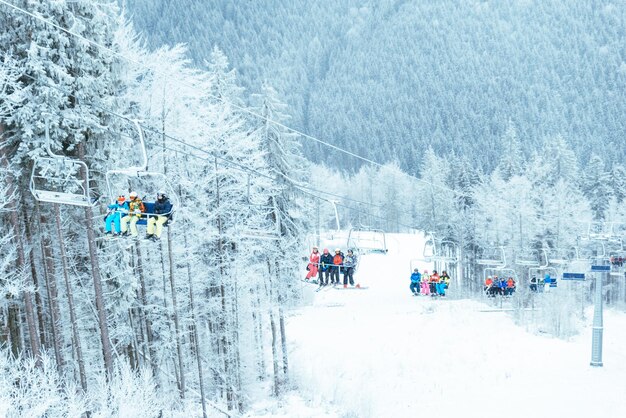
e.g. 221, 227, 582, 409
29, 119, 177, 234
413, 229, 626, 294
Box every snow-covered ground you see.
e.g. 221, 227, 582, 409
248, 233, 626, 418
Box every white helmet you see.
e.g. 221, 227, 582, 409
129, 191, 138, 198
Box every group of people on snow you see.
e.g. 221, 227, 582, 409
103, 191, 173, 241
305, 246, 359, 288
484, 275, 516, 297
410, 269, 450, 297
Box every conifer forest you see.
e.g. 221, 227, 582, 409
0, 1, 625, 417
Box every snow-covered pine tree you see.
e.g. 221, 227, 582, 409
581, 154, 612, 221
251, 81, 310, 395
495, 120, 524, 182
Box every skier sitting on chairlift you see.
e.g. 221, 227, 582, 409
145, 191, 173, 242
104, 195, 129, 236
484, 276, 495, 297
410, 268, 421, 296
120, 191, 145, 237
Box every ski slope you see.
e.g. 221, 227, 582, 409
248, 233, 626, 418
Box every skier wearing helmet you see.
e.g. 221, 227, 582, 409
305, 246, 320, 281
420, 270, 431, 295
319, 248, 333, 286
342, 249, 358, 287
120, 191, 145, 237
104, 195, 129, 235
146, 191, 173, 241
410, 268, 421, 296
330, 248, 344, 285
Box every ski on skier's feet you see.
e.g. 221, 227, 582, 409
334, 285, 368, 290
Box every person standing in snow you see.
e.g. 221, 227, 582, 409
319, 248, 333, 286
330, 248, 344, 285
410, 268, 421, 295
305, 246, 320, 282
342, 249, 358, 287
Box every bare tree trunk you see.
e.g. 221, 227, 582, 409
166, 227, 186, 398
272, 197, 289, 381
252, 283, 266, 381
134, 241, 159, 381
40, 206, 65, 375
265, 260, 280, 397
78, 142, 113, 379
182, 226, 208, 418
127, 309, 141, 370
0, 140, 40, 363
7, 304, 21, 358
214, 157, 237, 410
22, 205, 47, 350
54, 204, 87, 393
278, 305, 288, 379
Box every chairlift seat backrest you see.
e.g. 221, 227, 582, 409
135, 201, 174, 226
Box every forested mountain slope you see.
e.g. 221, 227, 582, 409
129, 0, 625, 173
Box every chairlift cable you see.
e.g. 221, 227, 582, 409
20, 71, 417, 229
0, 0, 468, 199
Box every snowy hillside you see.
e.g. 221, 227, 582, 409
248, 233, 626, 418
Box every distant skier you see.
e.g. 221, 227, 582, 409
529, 275, 538, 292
145, 191, 173, 241
484, 276, 494, 297
330, 248, 344, 285
305, 246, 320, 282
437, 271, 450, 296
506, 277, 516, 296
343, 249, 358, 287
319, 248, 333, 286
429, 270, 440, 296
120, 191, 145, 237
410, 268, 421, 296
420, 270, 430, 295
497, 277, 507, 296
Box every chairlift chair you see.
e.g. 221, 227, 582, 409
528, 266, 559, 289
476, 246, 506, 268
431, 240, 458, 264
544, 248, 570, 265
586, 221, 614, 241
514, 248, 541, 267
104, 120, 178, 225
422, 233, 436, 261
347, 228, 387, 254
29, 119, 97, 207
484, 267, 517, 281
576, 241, 606, 261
